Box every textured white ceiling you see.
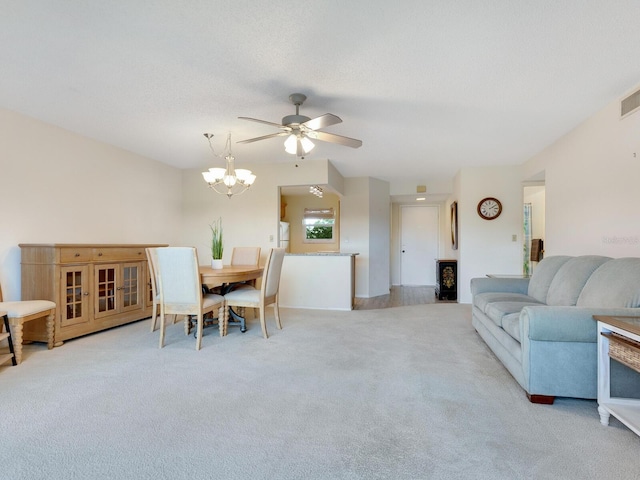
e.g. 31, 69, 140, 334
3, 1, 640, 186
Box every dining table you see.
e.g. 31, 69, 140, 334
199, 264, 264, 332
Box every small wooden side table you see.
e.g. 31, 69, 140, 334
593, 315, 640, 437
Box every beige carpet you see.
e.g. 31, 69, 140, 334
1, 304, 639, 479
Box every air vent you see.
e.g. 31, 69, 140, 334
621, 88, 640, 118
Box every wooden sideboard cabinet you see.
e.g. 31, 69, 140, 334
19, 243, 167, 346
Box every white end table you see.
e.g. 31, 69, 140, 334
593, 315, 640, 437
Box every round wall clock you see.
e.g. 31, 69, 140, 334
477, 197, 502, 220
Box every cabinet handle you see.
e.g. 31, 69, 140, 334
74, 253, 80, 257
116, 286, 124, 291
98, 252, 103, 256
83, 292, 89, 296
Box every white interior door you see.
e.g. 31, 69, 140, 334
400, 205, 439, 285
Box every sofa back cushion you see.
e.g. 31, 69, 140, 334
546, 255, 611, 306
577, 258, 640, 308
527, 256, 572, 303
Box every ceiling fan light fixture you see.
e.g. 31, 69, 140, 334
300, 136, 315, 153
284, 133, 314, 155
284, 134, 298, 154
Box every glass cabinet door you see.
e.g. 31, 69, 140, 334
94, 264, 118, 319
94, 262, 144, 318
145, 261, 154, 308
120, 262, 143, 313
60, 265, 90, 327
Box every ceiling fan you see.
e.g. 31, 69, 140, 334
237, 93, 362, 157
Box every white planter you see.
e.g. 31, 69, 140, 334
211, 259, 223, 269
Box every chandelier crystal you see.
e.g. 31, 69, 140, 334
202, 133, 256, 198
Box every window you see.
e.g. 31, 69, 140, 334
303, 208, 335, 243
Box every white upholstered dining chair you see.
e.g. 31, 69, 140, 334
222, 248, 285, 339
230, 247, 261, 267
145, 247, 182, 332
154, 247, 225, 350
145, 247, 161, 332
208, 246, 261, 295
227, 246, 262, 318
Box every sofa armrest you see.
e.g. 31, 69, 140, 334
521, 306, 640, 343
470, 277, 530, 296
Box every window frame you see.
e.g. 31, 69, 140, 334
302, 207, 336, 244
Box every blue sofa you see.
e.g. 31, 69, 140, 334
471, 255, 640, 403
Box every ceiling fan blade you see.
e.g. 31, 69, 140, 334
306, 130, 362, 148
238, 116, 285, 129
302, 113, 342, 131
237, 132, 288, 144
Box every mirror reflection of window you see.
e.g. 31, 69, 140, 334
303, 208, 335, 243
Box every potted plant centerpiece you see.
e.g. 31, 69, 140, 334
210, 217, 224, 269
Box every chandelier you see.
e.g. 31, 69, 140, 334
201, 133, 256, 198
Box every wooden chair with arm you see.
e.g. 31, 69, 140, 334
222, 248, 285, 339
154, 247, 226, 350
0, 284, 56, 364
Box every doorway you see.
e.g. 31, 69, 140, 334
400, 205, 439, 285
523, 184, 545, 274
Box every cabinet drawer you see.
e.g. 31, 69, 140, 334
59, 248, 93, 263
92, 248, 146, 262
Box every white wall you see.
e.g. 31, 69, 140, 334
339, 177, 390, 298
368, 177, 391, 297
458, 166, 524, 303
0, 108, 183, 300
523, 84, 640, 257
340, 177, 371, 297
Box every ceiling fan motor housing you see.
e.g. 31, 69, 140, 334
282, 114, 311, 126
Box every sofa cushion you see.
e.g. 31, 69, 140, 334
577, 258, 640, 308
484, 300, 543, 327
501, 313, 521, 342
527, 256, 572, 303
546, 255, 611, 306
474, 292, 539, 314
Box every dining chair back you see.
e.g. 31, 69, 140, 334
0, 283, 56, 364
230, 247, 261, 294
146, 247, 182, 332
231, 247, 261, 266
145, 247, 161, 332
154, 247, 225, 350
222, 247, 286, 339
